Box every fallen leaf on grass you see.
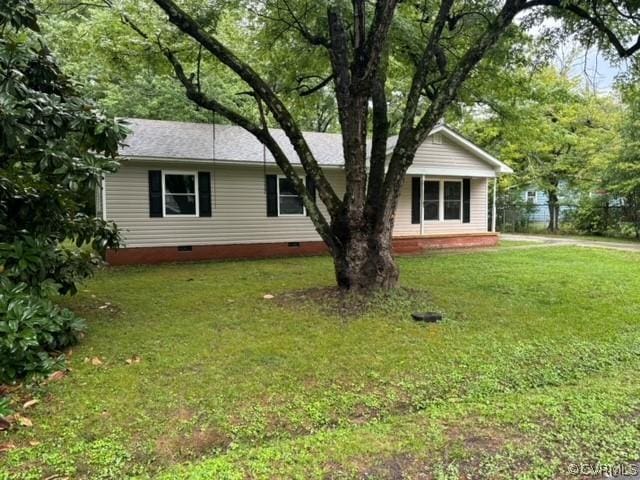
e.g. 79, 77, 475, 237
263, 294, 274, 299
0, 418, 10, 431
23, 399, 39, 409
15, 415, 33, 427
47, 371, 66, 382
28, 440, 41, 447
0, 384, 22, 395
0, 443, 16, 452
90, 357, 103, 366
125, 355, 141, 365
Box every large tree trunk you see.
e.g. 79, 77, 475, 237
331, 225, 399, 291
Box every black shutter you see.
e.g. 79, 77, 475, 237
198, 172, 212, 217
148, 170, 163, 218
411, 177, 421, 224
266, 174, 278, 217
305, 175, 316, 216
463, 178, 471, 223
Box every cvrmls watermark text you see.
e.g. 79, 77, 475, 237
567, 462, 639, 477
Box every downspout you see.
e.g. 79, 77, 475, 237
101, 174, 107, 221
491, 176, 497, 233
420, 175, 424, 235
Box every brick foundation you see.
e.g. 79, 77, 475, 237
106, 233, 499, 266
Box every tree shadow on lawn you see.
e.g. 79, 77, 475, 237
274, 286, 437, 320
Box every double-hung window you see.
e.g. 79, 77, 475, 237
423, 179, 463, 221
278, 176, 305, 215
163, 172, 198, 216
526, 191, 536, 203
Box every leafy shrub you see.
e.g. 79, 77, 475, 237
0, 232, 117, 296
0, 2, 126, 382
0, 396, 11, 417
570, 196, 621, 236
0, 279, 86, 383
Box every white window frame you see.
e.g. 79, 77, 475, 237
277, 175, 306, 217
162, 170, 199, 218
526, 191, 537, 203
422, 177, 463, 224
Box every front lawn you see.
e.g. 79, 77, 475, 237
2, 247, 640, 479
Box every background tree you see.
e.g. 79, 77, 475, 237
597, 77, 640, 238
0, 0, 128, 380
43, 0, 640, 292
463, 67, 621, 232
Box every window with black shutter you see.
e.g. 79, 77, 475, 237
163, 172, 197, 216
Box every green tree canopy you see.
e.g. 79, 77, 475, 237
0, 0, 128, 380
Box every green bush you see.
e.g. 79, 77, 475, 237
570, 196, 621, 236
0, 279, 86, 383
0, 396, 11, 417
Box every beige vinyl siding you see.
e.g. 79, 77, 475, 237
106, 160, 345, 247
393, 177, 489, 236
106, 155, 491, 248
409, 135, 496, 177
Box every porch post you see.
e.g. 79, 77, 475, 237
491, 176, 497, 233
420, 175, 424, 235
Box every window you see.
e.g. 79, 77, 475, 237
278, 177, 304, 215
526, 191, 536, 203
163, 172, 198, 216
423, 181, 439, 220
443, 181, 462, 220
431, 133, 443, 145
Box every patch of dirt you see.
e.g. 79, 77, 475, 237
173, 408, 196, 423
445, 423, 507, 454
155, 426, 231, 463
442, 421, 533, 478
68, 296, 122, 319
275, 286, 433, 318
325, 454, 433, 480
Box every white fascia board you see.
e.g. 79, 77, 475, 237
120, 155, 345, 169
406, 167, 497, 178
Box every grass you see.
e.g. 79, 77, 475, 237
2, 246, 640, 479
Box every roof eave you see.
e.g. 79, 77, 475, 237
119, 155, 345, 168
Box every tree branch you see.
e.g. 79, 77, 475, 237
159, 43, 340, 253
360, 0, 400, 85
151, 0, 342, 218
524, 0, 640, 58
295, 74, 335, 96
366, 50, 390, 216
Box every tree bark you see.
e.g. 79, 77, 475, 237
331, 215, 399, 291
547, 189, 559, 232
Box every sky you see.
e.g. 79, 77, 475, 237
526, 18, 628, 93
571, 48, 627, 92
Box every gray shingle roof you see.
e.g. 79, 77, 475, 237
119, 118, 350, 166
